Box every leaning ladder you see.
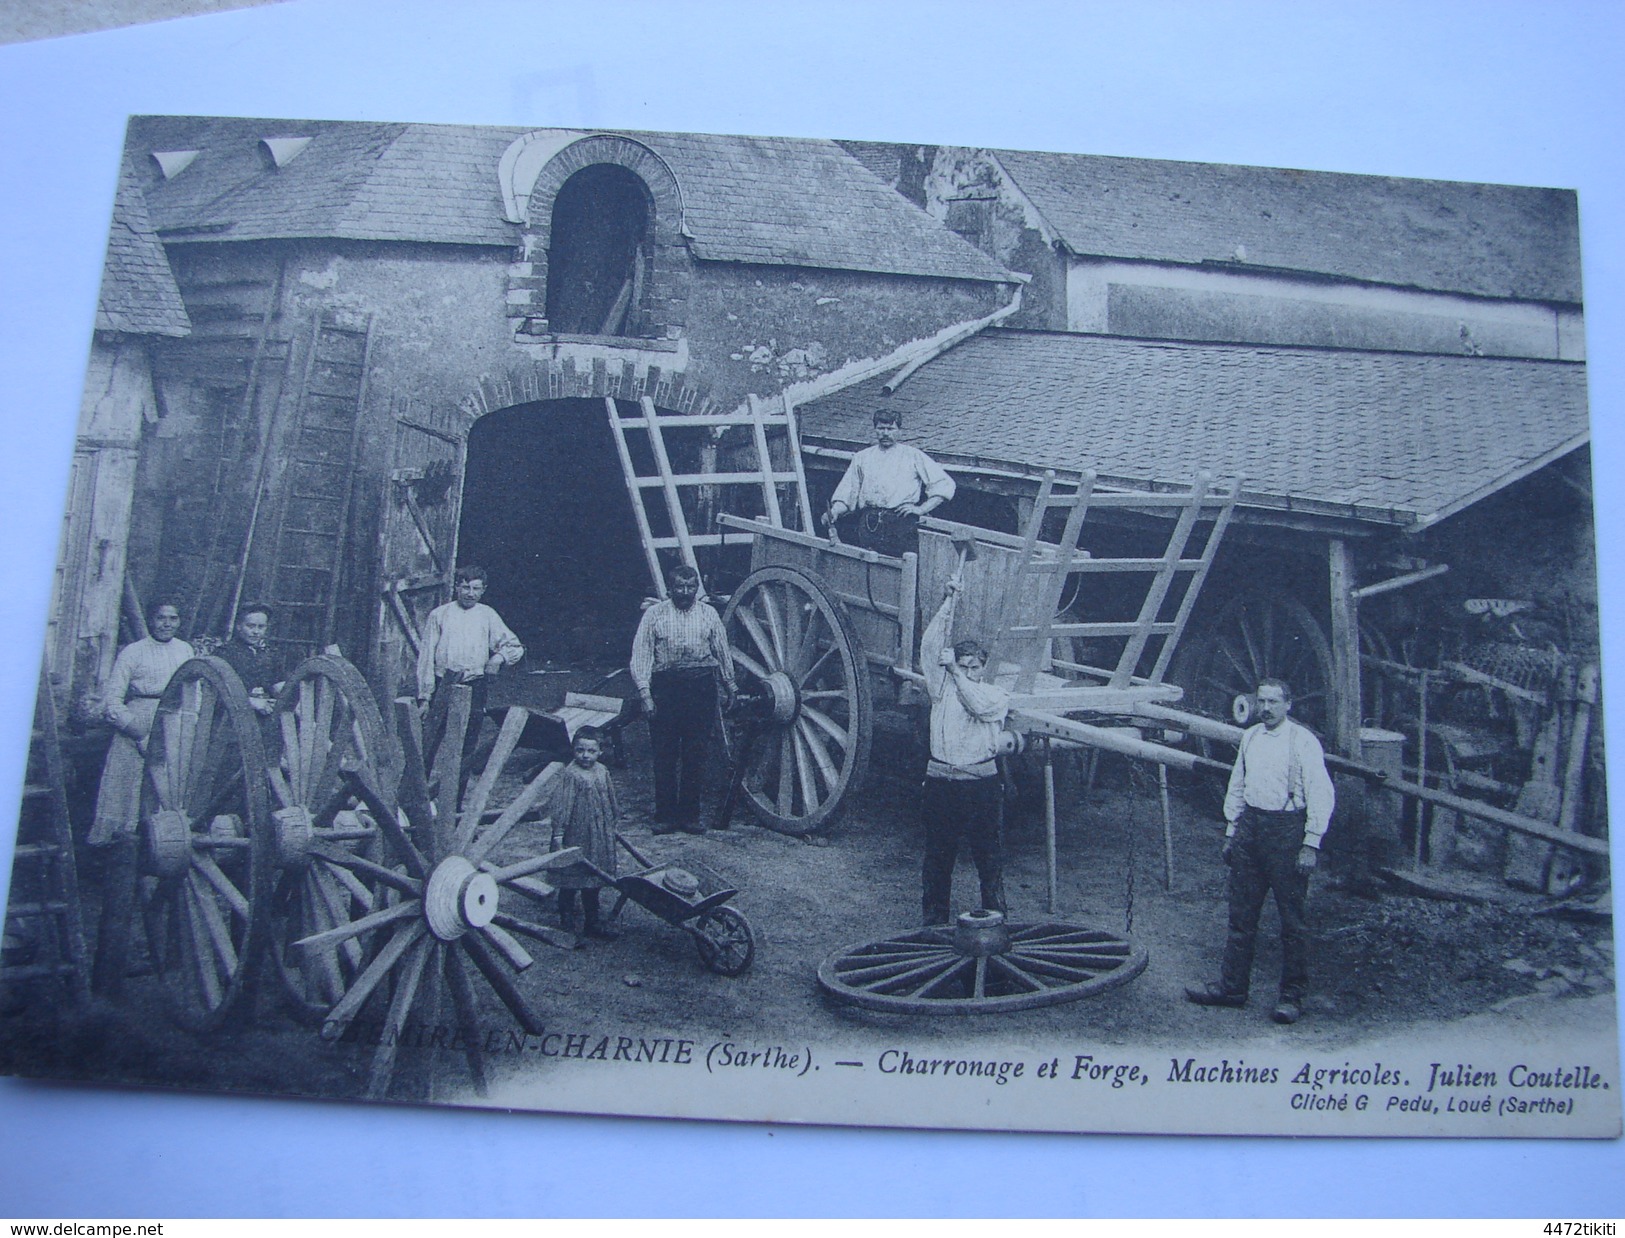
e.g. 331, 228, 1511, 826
1, 669, 92, 1008
990, 471, 1242, 693
604, 393, 814, 597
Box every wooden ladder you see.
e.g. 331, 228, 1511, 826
2, 669, 92, 1008
259, 313, 374, 661
992, 471, 1241, 693
603, 393, 813, 597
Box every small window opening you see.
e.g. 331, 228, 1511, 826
546, 164, 651, 337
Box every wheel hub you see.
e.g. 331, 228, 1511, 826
952, 909, 1011, 957
272, 804, 314, 869
424, 855, 499, 941
762, 671, 799, 724
145, 808, 192, 877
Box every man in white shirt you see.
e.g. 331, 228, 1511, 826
630, 563, 737, 833
418, 565, 525, 777
1186, 677, 1335, 1025
823, 408, 955, 558
919, 575, 1010, 925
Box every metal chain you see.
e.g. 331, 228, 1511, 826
1123, 759, 1143, 937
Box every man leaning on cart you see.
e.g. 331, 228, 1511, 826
823, 407, 955, 558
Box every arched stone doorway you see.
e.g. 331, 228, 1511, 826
457, 398, 651, 672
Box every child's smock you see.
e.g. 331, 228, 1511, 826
549, 761, 620, 889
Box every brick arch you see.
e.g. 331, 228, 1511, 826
455, 358, 719, 425
506, 134, 690, 341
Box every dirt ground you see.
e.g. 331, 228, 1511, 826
1, 705, 1615, 1108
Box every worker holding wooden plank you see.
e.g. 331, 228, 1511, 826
417, 565, 525, 777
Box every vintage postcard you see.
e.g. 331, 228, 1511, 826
0, 115, 1616, 1138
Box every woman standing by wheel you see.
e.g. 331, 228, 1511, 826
89, 601, 193, 847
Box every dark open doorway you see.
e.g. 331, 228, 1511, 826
458, 399, 652, 671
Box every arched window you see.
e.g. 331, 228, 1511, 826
545, 164, 651, 337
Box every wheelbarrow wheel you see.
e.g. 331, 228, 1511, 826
693, 905, 755, 976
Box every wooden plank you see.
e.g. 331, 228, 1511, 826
603, 396, 667, 598
1328, 538, 1363, 759
1150, 477, 1241, 682
780, 395, 816, 533
746, 394, 785, 529
639, 396, 698, 571
1112, 472, 1210, 688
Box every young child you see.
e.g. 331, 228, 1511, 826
550, 727, 622, 939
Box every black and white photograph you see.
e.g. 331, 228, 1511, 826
1, 0, 1623, 1219
1, 107, 1617, 1140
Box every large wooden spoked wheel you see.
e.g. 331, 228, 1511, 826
720, 565, 872, 834
302, 688, 579, 1100
138, 656, 273, 1032
818, 913, 1147, 1014
266, 653, 402, 1022
1175, 590, 1335, 736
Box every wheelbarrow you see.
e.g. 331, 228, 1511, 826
572, 834, 756, 976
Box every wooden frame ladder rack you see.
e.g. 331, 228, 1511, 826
2, 669, 92, 1008
989, 470, 1241, 694
604, 393, 813, 597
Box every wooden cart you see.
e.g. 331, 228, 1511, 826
601, 391, 1245, 835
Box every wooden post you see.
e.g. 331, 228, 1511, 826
1042, 738, 1058, 914
1327, 538, 1363, 759
1328, 537, 1368, 876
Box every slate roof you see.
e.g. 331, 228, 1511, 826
95, 156, 190, 337
992, 148, 1582, 304
123, 117, 1011, 282
798, 329, 1589, 527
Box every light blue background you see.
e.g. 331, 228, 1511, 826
1, 0, 1622, 1218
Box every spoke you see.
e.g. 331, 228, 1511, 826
267, 763, 294, 811
340, 766, 428, 879
1215, 637, 1254, 687
311, 865, 366, 970
1007, 953, 1096, 982
322, 920, 426, 1033
728, 645, 771, 683
836, 949, 956, 985
294, 897, 420, 951
192, 852, 251, 920
735, 608, 781, 673
309, 844, 423, 897
797, 642, 837, 689
789, 599, 822, 677
972, 955, 987, 999
182, 882, 224, 1009
479, 922, 535, 971
194, 765, 247, 832
799, 689, 849, 703
320, 857, 377, 913
467, 761, 563, 866
158, 710, 185, 807
278, 709, 303, 803
457, 707, 530, 853
864, 954, 967, 994
791, 727, 818, 815
314, 676, 337, 778
442, 941, 489, 1097
775, 731, 794, 817
301, 869, 348, 1002
911, 956, 974, 999
990, 953, 1048, 993
297, 679, 320, 803
797, 718, 840, 793
460, 931, 546, 1036
800, 704, 849, 751
757, 585, 788, 667
904, 955, 972, 998
184, 690, 218, 812
1237, 608, 1264, 682
186, 869, 240, 976
366, 933, 432, 1100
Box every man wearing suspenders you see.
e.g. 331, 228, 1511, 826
1185, 677, 1335, 1025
